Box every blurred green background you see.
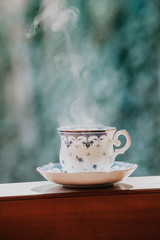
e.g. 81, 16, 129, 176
0, 0, 160, 183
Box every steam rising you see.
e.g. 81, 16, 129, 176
28, 0, 103, 127
27, 0, 79, 37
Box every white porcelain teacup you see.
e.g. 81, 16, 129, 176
57, 126, 131, 173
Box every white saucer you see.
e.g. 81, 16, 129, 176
37, 161, 137, 188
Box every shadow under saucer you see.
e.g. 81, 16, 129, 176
31, 182, 133, 194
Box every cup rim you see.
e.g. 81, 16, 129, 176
57, 126, 116, 132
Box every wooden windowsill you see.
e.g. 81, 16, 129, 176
0, 176, 160, 240
0, 176, 160, 200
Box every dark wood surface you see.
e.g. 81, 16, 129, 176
0, 177, 160, 240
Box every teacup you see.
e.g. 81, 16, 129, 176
57, 126, 131, 173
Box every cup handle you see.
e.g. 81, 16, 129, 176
112, 130, 131, 160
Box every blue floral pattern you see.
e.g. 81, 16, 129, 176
65, 140, 73, 148
76, 156, 84, 162
37, 161, 137, 173
82, 140, 94, 148
59, 132, 107, 141
93, 164, 97, 169
61, 134, 107, 149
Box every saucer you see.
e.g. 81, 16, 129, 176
37, 161, 137, 188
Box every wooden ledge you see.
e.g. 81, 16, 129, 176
0, 176, 160, 201
0, 177, 160, 240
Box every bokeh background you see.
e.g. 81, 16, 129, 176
0, 0, 160, 183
